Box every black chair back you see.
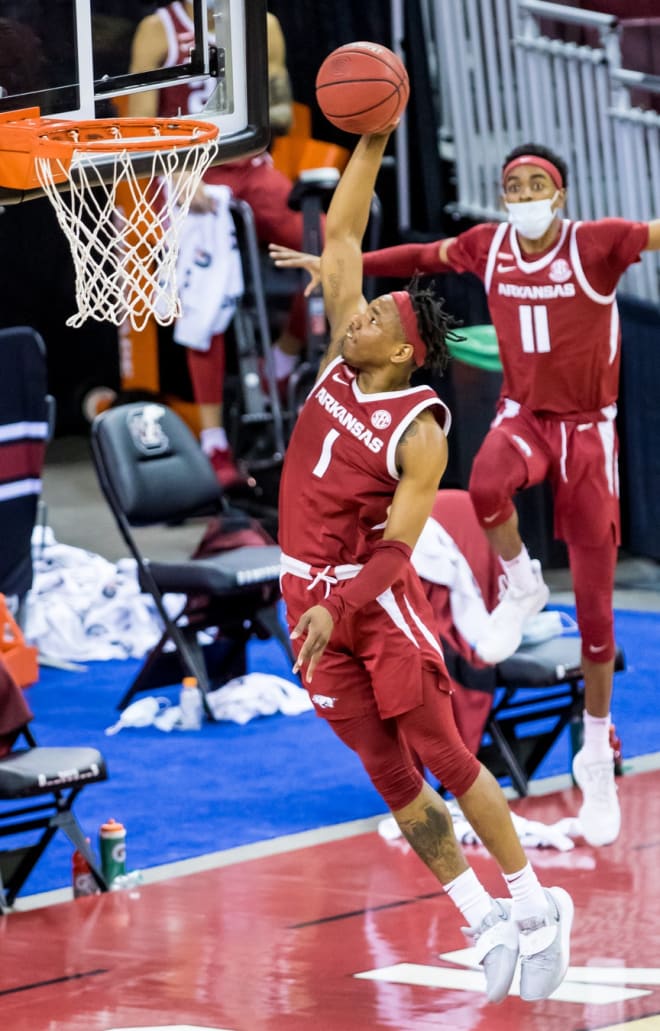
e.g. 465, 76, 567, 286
91, 402, 222, 528
90, 401, 293, 711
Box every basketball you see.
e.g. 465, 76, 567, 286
315, 42, 410, 135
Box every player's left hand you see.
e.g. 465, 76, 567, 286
291, 605, 334, 683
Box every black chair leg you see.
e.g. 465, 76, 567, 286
117, 624, 211, 710
56, 810, 108, 892
255, 604, 295, 666
484, 717, 530, 796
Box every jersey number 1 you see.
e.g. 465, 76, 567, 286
312, 429, 340, 478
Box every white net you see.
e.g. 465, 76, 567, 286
35, 134, 219, 332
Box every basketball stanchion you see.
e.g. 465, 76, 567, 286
0, 109, 220, 331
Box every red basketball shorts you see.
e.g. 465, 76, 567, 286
281, 563, 450, 720
469, 403, 620, 547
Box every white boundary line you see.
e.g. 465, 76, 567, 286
11, 751, 660, 914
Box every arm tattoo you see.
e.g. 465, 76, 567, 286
398, 418, 420, 447
327, 259, 344, 300
395, 418, 421, 475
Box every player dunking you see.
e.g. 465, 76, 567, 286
278, 126, 573, 1004
273, 141, 660, 849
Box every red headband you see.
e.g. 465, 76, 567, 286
502, 155, 564, 191
391, 291, 426, 367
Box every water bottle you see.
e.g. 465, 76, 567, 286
99, 818, 127, 886
178, 675, 203, 730
72, 840, 101, 898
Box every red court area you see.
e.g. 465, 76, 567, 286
3, 771, 660, 1031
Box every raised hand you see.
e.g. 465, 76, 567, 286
269, 243, 321, 296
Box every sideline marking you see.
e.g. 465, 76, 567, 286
356, 952, 660, 1006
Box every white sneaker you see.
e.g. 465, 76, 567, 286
572, 748, 621, 846
463, 898, 519, 1003
518, 887, 574, 1001
474, 559, 550, 664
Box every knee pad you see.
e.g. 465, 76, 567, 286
570, 541, 616, 663
398, 673, 481, 798
469, 437, 520, 529
330, 713, 424, 812
369, 761, 425, 812
576, 605, 615, 662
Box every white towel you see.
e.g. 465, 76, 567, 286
412, 518, 492, 647
25, 528, 185, 662
205, 673, 313, 724
173, 184, 244, 351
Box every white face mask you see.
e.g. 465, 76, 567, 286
505, 191, 560, 241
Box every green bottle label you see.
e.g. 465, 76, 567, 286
100, 832, 126, 883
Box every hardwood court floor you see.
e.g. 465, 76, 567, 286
3, 768, 660, 1031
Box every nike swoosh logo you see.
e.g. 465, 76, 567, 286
482, 512, 501, 524
332, 373, 349, 386
589, 644, 608, 653
496, 263, 517, 273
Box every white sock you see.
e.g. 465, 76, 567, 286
582, 711, 612, 759
272, 346, 298, 380
500, 545, 537, 593
503, 862, 548, 923
444, 868, 493, 928
200, 426, 228, 454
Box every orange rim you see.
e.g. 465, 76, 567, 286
0, 112, 220, 191
34, 117, 219, 157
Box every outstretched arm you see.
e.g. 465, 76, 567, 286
292, 411, 448, 681
271, 236, 458, 299
317, 130, 393, 375
362, 238, 456, 278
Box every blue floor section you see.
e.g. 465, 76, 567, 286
4, 606, 660, 896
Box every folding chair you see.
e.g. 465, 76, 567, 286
478, 636, 626, 796
90, 401, 292, 712
0, 667, 108, 910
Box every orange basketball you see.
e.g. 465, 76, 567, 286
315, 41, 410, 135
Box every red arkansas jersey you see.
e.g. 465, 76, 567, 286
447, 218, 648, 417
279, 357, 451, 567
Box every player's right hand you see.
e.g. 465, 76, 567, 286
291, 604, 334, 683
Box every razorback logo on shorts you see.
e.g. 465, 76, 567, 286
311, 694, 337, 709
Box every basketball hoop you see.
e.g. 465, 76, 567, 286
0, 111, 221, 331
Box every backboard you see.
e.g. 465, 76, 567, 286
0, 0, 269, 199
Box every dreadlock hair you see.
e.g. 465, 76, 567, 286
406, 274, 464, 375
502, 143, 569, 189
